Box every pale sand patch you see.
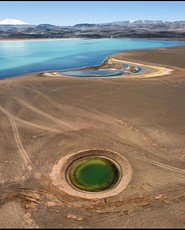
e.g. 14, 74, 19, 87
110, 57, 173, 78
42, 72, 59, 77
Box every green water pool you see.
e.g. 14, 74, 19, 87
68, 157, 119, 192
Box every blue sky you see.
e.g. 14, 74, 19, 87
0, 1, 185, 25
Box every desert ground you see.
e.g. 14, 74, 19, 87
0, 45, 185, 228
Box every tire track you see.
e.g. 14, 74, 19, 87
6, 82, 184, 175
10, 118, 32, 170
0, 106, 32, 170
0, 105, 61, 133
15, 97, 85, 131
142, 155, 185, 174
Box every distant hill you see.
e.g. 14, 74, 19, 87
0, 20, 185, 39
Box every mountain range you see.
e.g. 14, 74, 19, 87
0, 19, 185, 39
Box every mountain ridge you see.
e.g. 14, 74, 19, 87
0, 20, 185, 39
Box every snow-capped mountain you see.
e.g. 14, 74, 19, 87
0, 19, 29, 25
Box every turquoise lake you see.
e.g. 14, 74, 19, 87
0, 38, 185, 79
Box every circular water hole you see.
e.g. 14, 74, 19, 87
50, 149, 132, 199
68, 156, 119, 192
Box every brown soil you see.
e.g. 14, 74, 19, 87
0, 45, 185, 228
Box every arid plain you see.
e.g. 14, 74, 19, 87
0, 45, 185, 228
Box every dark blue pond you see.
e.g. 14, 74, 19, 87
59, 69, 125, 77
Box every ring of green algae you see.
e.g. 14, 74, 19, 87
50, 149, 133, 199
68, 156, 119, 192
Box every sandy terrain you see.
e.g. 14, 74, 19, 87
0, 45, 185, 228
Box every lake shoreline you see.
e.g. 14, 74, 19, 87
0, 37, 185, 42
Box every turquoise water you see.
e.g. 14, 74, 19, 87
0, 38, 184, 79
